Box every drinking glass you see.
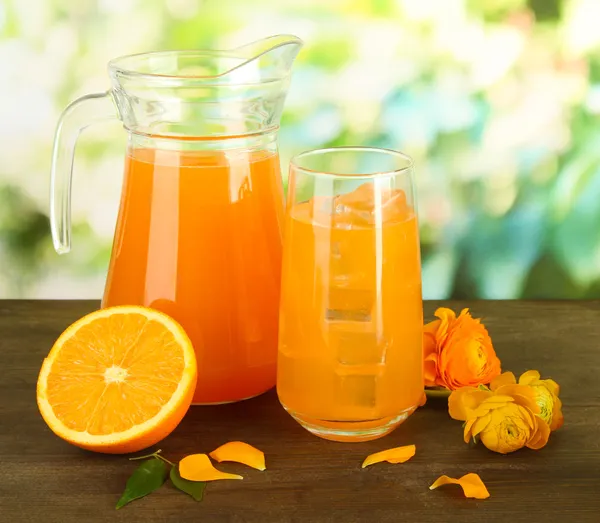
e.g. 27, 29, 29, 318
277, 147, 423, 442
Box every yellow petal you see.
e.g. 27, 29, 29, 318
544, 378, 560, 397
490, 372, 516, 391
495, 384, 540, 414
484, 394, 517, 404
361, 444, 416, 468
179, 453, 243, 481
448, 387, 492, 421
471, 413, 492, 437
209, 441, 266, 471
526, 417, 551, 450
463, 418, 476, 443
518, 370, 541, 386
551, 395, 564, 431
429, 473, 490, 499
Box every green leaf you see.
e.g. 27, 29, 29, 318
170, 464, 206, 502
116, 458, 169, 509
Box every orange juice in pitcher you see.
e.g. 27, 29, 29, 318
50, 37, 303, 404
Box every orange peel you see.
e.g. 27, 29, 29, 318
429, 473, 490, 499
179, 453, 243, 481
209, 441, 266, 471
361, 444, 416, 468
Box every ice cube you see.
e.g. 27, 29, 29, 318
329, 321, 387, 366
325, 288, 373, 317
327, 239, 374, 314
325, 307, 372, 322
334, 374, 378, 409
333, 183, 409, 226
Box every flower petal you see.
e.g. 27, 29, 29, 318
209, 442, 266, 471
544, 378, 560, 397
551, 396, 564, 431
361, 445, 416, 468
423, 351, 439, 387
463, 418, 476, 443
429, 473, 490, 499
526, 417, 551, 450
471, 413, 492, 437
423, 319, 441, 337
448, 388, 492, 421
179, 454, 243, 481
434, 307, 458, 324
495, 384, 540, 414
518, 370, 541, 386
471, 396, 514, 417
490, 372, 516, 391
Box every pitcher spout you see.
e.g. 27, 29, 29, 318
107, 35, 303, 138
226, 34, 304, 84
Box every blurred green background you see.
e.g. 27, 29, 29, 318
1, 0, 599, 299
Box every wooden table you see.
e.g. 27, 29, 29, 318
1, 300, 599, 522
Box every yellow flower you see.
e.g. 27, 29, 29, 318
490, 370, 563, 431
423, 308, 501, 390
449, 379, 550, 454
518, 370, 563, 431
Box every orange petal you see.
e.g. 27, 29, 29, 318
361, 444, 416, 468
490, 371, 516, 391
179, 453, 243, 481
423, 351, 438, 387
429, 473, 490, 499
423, 319, 441, 338
434, 307, 458, 323
209, 441, 266, 471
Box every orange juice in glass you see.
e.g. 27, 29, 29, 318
277, 147, 423, 442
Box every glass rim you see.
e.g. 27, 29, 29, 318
290, 146, 414, 179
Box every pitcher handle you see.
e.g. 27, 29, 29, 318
50, 91, 118, 254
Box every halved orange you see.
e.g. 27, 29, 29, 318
36, 305, 197, 454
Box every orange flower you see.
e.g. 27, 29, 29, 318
448, 378, 550, 454
424, 308, 501, 390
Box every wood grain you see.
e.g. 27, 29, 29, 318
1, 300, 599, 522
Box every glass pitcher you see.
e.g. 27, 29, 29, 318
50, 35, 303, 405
